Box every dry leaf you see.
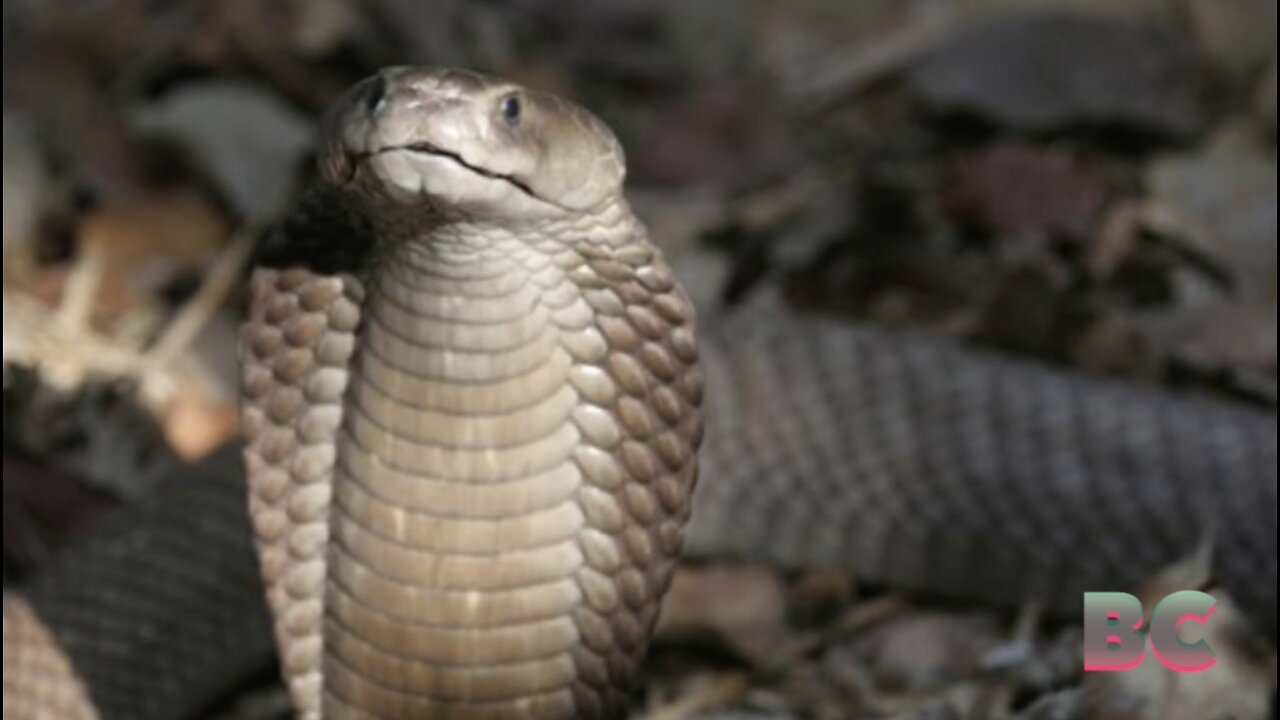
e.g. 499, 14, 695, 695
657, 567, 796, 668
908, 11, 1204, 138
945, 142, 1105, 241
1147, 124, 1277, 303
1184, 0, 1277, 78
629, 81, 794, 191
856, 612, 1003, 693
162, 373, 239, 461
132, 83, 314, 221
76, 186, 230, 302
1133, 301, 1277, 376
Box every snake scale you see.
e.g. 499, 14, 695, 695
3, 67, 1276, 720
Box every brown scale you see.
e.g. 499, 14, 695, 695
242, 269, 365, 719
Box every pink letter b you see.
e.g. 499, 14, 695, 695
1083, 592, 1146, 672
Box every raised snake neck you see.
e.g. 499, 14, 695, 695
3, 67, 1276, 720
240, 67, 703, 719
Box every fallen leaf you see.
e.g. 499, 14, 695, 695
1132, 301, 1277, 376
2, 284, 150, 392
972, 260, 1072, 361
908, 11, 1205, 139
190, 0, 347, 109
1012, 688, 1084, 720
855, 612, 1003, 693
789, 569, 857, 627
2, 369, 173, 500
629, 81, 795, 191
1184, 0, 1277, 78
945, 142, 1105, 241
656, 567, 796, 668
292, 0, 362, 58
132, 83, 314, 222
361, 0, 470, 65
161, 304, 240, 456
505, 0, 681, 89
5, 40, 152, 198
75, 186, 231, 303
1147, 123, 1277, 303
1008, 628, 1087, 697
1089, 201, 1145, 280
163, 370, 240, 461
1069, 311, 1157, 380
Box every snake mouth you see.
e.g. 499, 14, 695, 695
365, 142, 549, 207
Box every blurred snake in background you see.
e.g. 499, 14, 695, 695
3, 67, 1276, 720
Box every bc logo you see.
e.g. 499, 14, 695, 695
1083, 591, 1218, 673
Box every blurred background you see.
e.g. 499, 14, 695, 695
2, 1, 1276, 719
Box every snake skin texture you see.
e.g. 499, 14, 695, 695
2, 597, 98, 720
241, 211, 702, 719
692, 290, 1277, 633
240, 66, 703, 720
2, 292, 1276, 718
2, 447, 274, 720
241, 269, 364, 718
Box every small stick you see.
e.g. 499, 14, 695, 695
54, 244, 106, 335
981, 599, 1043, 720
143, 225, 257, 372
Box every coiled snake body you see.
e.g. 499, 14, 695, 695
3, 67, 1276, 720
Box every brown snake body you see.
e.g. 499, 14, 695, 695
240, 68, 702, 719
2, 67, 1276, 720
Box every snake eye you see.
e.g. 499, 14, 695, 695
500, 94, 522, 124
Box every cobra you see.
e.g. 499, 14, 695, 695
1, 67, 1274, 720
239, 66, 703, 719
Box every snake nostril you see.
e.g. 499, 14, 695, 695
365, 77, 388, 115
